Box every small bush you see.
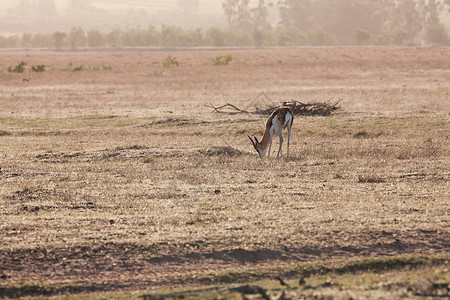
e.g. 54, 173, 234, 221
143, 155, 156, 163
213, 55, 233, 66
163, 56, 179, 68
72, 65, 86, 72
358, 175, 385, 183
31, 65, 46, 72
353, 130, 368, 139
8, 61, 27, 73
61, 62, 111, 72
63, 62, 85, 72
0, 130, 12, 136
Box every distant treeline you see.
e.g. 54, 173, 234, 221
0, 24, 448, 50
0, 0, 449, 49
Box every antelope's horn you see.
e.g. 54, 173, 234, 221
248, 135, 256, 147
253, 135, 259, 144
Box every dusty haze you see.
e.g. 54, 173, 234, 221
1, 0, 449, 47
0, 0, 263, 34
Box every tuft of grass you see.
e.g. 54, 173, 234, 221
213, 55, 233, 65
62, 62, 83, 72
31, 64, 46, 72
0, 282, 82, 298
353, 130, 368, 139
143, 156, 155, 164
358, 174, 385, 183
163, 55, 179, 68
61, 62, 111, 72
198, 146, 243, 157
0, 130, 12, 136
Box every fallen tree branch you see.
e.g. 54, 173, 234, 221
208, 97, 341, 116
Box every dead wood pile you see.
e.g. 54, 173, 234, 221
207, 92, 341, 116
259, 100, 341, 116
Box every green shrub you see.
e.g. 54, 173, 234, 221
163, 55, 179, 68
213, 55, 232, 66
72, 65, 86, 72
8, 61, 27, 73
31, 64, 46, 72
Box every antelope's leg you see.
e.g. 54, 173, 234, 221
287, 126, 291, 157
277, 130, 283, 157
267, 133, 273, 158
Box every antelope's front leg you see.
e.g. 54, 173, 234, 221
287, 127, 291, 157
267, 137, 273, 158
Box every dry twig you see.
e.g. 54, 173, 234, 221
206, 103, 250, 114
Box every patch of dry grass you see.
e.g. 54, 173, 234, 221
0, 47, 449, 297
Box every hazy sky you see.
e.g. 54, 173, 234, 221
0, 0, 260, 14
0, 0, 266, 34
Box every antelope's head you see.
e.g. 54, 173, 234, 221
248, 135, 266, 158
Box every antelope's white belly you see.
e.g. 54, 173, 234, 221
283, 112, 293, 128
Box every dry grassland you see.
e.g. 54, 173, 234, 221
0, 47, 449, 298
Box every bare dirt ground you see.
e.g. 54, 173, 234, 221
0, 47, 449, 298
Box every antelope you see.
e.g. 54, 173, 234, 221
248, 106, 294, 158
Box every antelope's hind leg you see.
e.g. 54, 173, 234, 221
277, 129, 283, 158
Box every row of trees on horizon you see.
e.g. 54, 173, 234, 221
0, 0, 449, 49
